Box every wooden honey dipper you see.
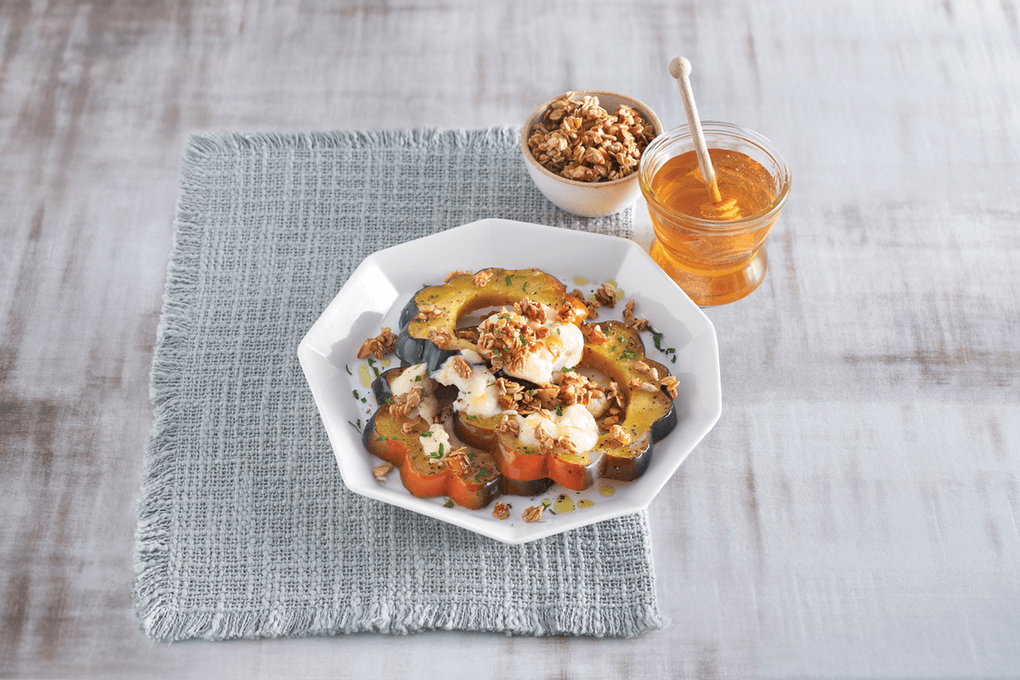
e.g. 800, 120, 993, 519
669, 57, 740, 220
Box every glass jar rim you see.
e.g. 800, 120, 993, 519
638, 121, 791, 233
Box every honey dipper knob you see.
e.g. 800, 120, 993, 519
669, 57, 723, 203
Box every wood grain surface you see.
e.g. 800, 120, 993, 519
2, 0, 1019, 678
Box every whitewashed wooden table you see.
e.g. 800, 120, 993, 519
2, 1, 1019, 677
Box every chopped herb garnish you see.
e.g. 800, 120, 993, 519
505, 275, 513, 286
650, 328, 678, 363
415, 374, 423, 382
475, 466, 490, 482
348, 419, 363, 433
345, 364, 352, 375
620, 350, 637, 360
353, 389, 360, 400
421, 431, 433, 437
555, 405, 563, 416
444, 499, 454, 508
561, 366, 575, 373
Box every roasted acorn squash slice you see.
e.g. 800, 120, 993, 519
581, 321, 677, 481
395, 268, 589, 371
363, 366, 500, 509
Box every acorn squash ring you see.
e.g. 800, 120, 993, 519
394, 267, 589, 371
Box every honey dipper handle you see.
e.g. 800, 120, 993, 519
669, 57, 722, 203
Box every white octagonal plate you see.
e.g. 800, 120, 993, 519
298, 218, 721, 544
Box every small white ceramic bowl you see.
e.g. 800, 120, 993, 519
521, 90, 662, 218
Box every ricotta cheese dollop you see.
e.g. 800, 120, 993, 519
511, 321, 584, 385
388, 362, 439, 423
418, 423, 452, 460
432, 354, 503, 418
478, 303, 585, 385
516, 403, 600, 454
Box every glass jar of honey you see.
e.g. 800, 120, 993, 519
639, 122, 791, 306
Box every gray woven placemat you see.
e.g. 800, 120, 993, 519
133, 128, 669, 641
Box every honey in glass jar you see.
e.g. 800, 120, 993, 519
639, 123, 791, 306
651, 149, 775, 221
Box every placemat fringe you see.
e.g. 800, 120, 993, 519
132, 603, 669, 641
133, 183, 206, 643
182, 127, 522, 156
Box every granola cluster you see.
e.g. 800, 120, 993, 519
387, 389, 421, 418
492, 500, 511, 520
530, 416, 581, 457
570, 285, 650, 334
474, 297, 554, 375
521, 505, 545, 523
415, 305, 445, 322
594, 282, 619, 308
357, 327, 397, 360
600, 381, 626, 428
527, 92, 656, 182
444, 446, 471, 473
